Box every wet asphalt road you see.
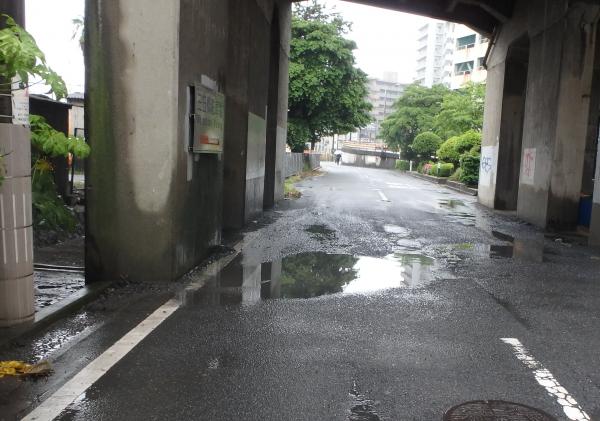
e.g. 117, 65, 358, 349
3, 162, 600, 420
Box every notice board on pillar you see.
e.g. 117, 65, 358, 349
192, 84, 225, 154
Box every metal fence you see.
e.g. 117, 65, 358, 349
284, 152, 321, 178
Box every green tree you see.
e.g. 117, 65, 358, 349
434, 82, 485, 140
288, 1, 371, 152
411, 132, 442, 157
380, 83, 448, 160
436, 130, 481, 166
437, 136, 460, 165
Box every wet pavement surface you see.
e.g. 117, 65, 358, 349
2, 163, 600, 420
35, 271, 85, 311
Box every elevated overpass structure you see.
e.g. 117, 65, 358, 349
3, 0, 600, 324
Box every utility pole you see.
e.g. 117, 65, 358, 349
0, 0, 35, 327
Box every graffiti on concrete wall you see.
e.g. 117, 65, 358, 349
479, 145, 497, 188
521, 148, 536, 186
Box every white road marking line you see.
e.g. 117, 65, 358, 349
376, 190, 390, 202
22, 299, 180, 421
501, 338, 590, 421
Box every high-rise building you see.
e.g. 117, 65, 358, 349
414, 21, 489, 89
362, 77, 407, 140
414, 21, 454, 87
450, 25, 489, 89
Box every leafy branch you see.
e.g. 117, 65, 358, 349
0, 14, 67, 98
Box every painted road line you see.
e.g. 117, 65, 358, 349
501, 338, 590, 421
21, 299, 180, 421
376, 190, 390, 202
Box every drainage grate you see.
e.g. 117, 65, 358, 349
443, 400, 557, 421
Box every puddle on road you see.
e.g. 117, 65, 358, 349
454, 231, 550, 262
306, 224, 337, 240
383, 224, 410, 236
35, 271, 85, 310
437, 199, 476, 226
181, 251, 440, 307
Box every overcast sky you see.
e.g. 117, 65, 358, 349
23, 0, 432, 95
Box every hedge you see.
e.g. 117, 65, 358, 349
459, 154, 480, 185
395, 160, 410, 171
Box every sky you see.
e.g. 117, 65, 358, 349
25, 0, 85, 95
319, 0, 428, 82
23, 0, 431, 95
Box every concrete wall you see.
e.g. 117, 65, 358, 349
86, 0, 290, 282
223, 0, 291, 229
341, 152, 397, 169
479, 0, 600, 230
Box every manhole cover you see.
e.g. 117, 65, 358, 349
443, 400, 557, 421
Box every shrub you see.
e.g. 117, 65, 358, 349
421, 162, 434, 175
426, 162, 454, 177
437, 136, 460, 165
437, 130, 482, 166
460, 154, 480, 186
454, 130, 481, 155
395, 160, 410, 171
416, 162, 424, 173
411, 132, 442, 156
449, 167, 462, 181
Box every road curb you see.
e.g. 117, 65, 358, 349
0, 280, 113, 349
407, 171, 478, 196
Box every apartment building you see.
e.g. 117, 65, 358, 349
415, 21, 489, 89
362, 76, 407, 140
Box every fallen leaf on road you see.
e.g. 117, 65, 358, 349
0, 360, 53, 378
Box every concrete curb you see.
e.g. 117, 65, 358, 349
407, 171, 478, 196
0, 280, 113, 348
408, 171, 447, 184
446, 180, 478, 196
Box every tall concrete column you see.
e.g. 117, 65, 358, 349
590, 144, 600, 245
273, 2, 291, 203
0, 3, 34, 327
516, 4, 600, 228
85, 0, 181, 282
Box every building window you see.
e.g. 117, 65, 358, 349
477, 57, 485, 70
480, 36, 489, 44
455, 61, 474, 75
456, 34, 476, 50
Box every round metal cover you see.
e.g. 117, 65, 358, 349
443, 400, 557, 421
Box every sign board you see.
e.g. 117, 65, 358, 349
11, 78, 29, 126
521, 148, 536, 186
192, 84, 225, 154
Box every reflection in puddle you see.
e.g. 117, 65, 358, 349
383, 225, 410, 236
437, 199, 475, 226
463, 231, 548, 262
181, 252, 439, 306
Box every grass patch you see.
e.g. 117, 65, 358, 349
284, 169, 323, 199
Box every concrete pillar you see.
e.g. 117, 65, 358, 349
0, 125, 34, 327
590, 145, 600, 245
0, 3, 34, 327
516, 4, 600, 228
85, 0, 181, 282
274, 3, 291, 203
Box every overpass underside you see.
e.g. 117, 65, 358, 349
83, 0, 600, 286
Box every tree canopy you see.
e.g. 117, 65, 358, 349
380, 84, 449, 160
287, 1, 371, 152
411, 132, 442, 157
381, 82, 485, 160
